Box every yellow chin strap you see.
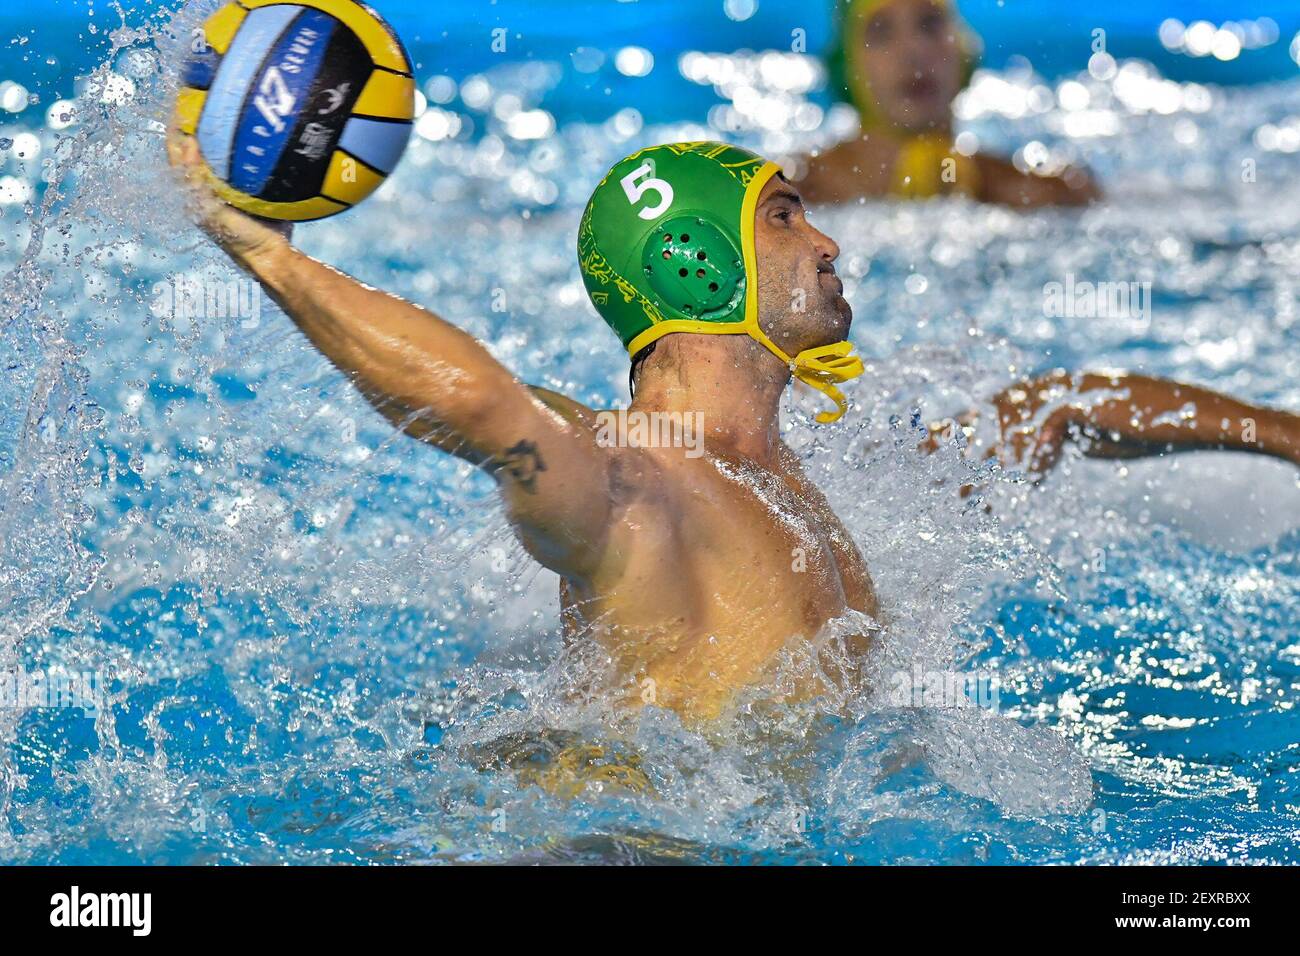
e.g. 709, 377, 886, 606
624, 161, 864, 424
746, 329, 865, 424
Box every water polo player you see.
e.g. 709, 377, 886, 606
795, 0, 1100, 206
170, 122, 1300, 720
170, 138, 877, 719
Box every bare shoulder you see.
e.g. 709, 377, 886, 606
527, 386, 678, 504
526, 384, 600, 427
777, 444, 879, 616
775, 443, 834, 507
796, 138, 889, 204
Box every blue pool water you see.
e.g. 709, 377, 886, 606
1, 1, 1299, 863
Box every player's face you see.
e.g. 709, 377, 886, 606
753, 177, 852, 355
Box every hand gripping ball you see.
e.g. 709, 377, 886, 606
175, 0, 415, 221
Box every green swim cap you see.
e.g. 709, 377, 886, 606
578, 141, 863, 423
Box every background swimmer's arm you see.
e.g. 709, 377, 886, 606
168, 129, 614, 578
973, 155, 1100, 208
991, 370, 1300, 474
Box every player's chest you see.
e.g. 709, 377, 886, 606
699, 464, 875, 609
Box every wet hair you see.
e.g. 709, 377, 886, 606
628, 339, 657, 398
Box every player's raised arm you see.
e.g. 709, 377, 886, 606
166, 129, 613, 578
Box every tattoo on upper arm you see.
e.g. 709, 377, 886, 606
499, 439, 547, 492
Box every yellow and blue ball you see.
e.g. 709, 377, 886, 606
175, 0, 415, 221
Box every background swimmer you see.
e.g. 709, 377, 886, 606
796, 0, 1100, 206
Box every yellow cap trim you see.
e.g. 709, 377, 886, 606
627, 318, 748, 358
626, 160, 864, 424
738, 161, 781, 330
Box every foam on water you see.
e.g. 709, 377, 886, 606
1, 3, 1298, 863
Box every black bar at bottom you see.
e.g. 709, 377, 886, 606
0, 864, 1283, 941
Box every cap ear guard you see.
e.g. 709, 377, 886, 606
641, 216, 746, 320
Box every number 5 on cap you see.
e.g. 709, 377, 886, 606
620, 163, 674, 220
